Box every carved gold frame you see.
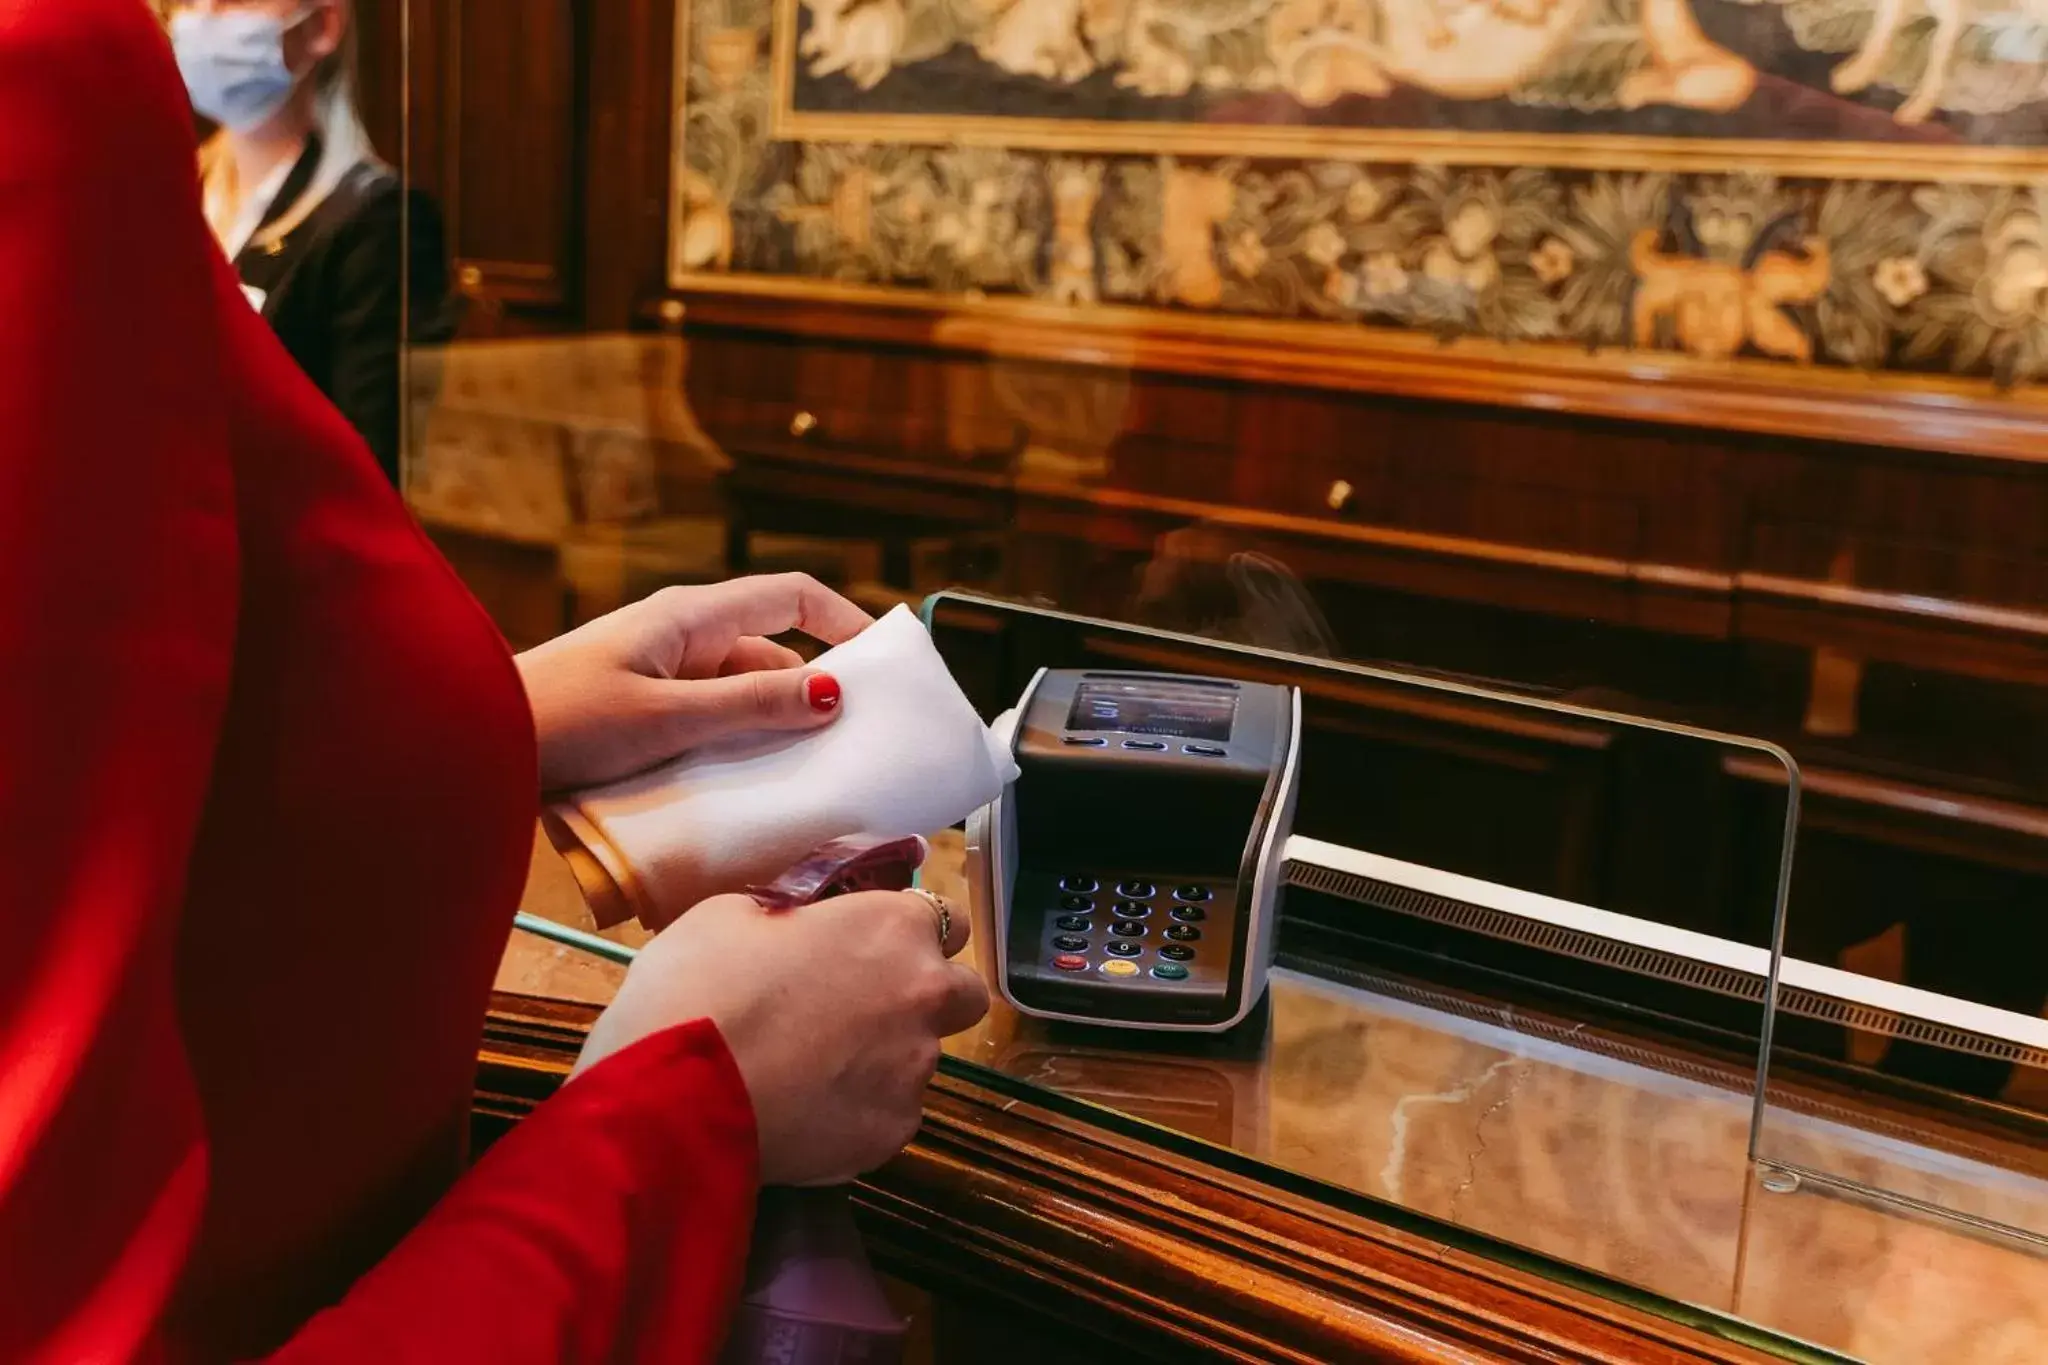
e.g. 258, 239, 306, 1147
764, 0, 2048, 182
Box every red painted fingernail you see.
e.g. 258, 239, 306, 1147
806, 673, 841, 713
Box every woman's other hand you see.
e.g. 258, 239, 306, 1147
573, 889, 988, 1186
515, 573, 874, 791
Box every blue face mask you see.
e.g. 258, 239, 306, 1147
169, 8, 308, 132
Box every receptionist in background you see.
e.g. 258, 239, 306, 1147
166, 0, 449, 483
0, 2, 984, 1360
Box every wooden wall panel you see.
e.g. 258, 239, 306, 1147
352, 0, 404, 164
379, 0, 678, 331
578, 0, 677, 330
1743, 445, 2048, 611
400, 0, 584, 326
455, 0, 578, 309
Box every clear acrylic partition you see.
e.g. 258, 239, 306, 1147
1753, 805, 2048, 1251
920, 591, 1823, 1354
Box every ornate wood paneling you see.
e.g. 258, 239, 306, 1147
673, 278, 2048, 461
680, 299, 2048, 715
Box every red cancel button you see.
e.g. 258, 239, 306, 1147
1052, 953, 1089, 971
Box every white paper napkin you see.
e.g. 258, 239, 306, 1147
547, 604, 1018, 927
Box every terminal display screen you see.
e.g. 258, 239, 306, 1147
1067, 677, 1237, 742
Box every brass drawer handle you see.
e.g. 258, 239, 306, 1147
1326, 479, 1353, 512
789, 411, 818, 438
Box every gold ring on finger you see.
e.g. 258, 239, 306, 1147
907, 886, 951, 949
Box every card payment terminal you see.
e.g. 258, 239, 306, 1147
965, 670, 1300, 1032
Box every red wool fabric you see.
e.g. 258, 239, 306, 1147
0, 2, 758, 1359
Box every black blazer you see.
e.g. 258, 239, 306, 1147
232, 139, 455, 486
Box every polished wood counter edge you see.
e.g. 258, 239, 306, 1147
657, 279, 2048, 467
476, 993, 1789, 1365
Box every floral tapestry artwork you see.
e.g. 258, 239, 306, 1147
671, 0, 2048, 385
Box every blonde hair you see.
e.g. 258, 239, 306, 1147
198, 2, 381, 249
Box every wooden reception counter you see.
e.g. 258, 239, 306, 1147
480, 834, 2048, 1365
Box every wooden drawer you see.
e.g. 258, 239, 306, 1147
686, 328, 1018, 465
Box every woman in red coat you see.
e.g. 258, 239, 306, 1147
0, 2, 986, 1360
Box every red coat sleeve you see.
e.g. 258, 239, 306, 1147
276, 1026, 761, 1365
0, 4, 759, 1362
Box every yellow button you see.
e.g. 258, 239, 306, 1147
1099, 959, 1139, 977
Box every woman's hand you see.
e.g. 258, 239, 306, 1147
515, 573, 874, 791
573, 888, 988, 1186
